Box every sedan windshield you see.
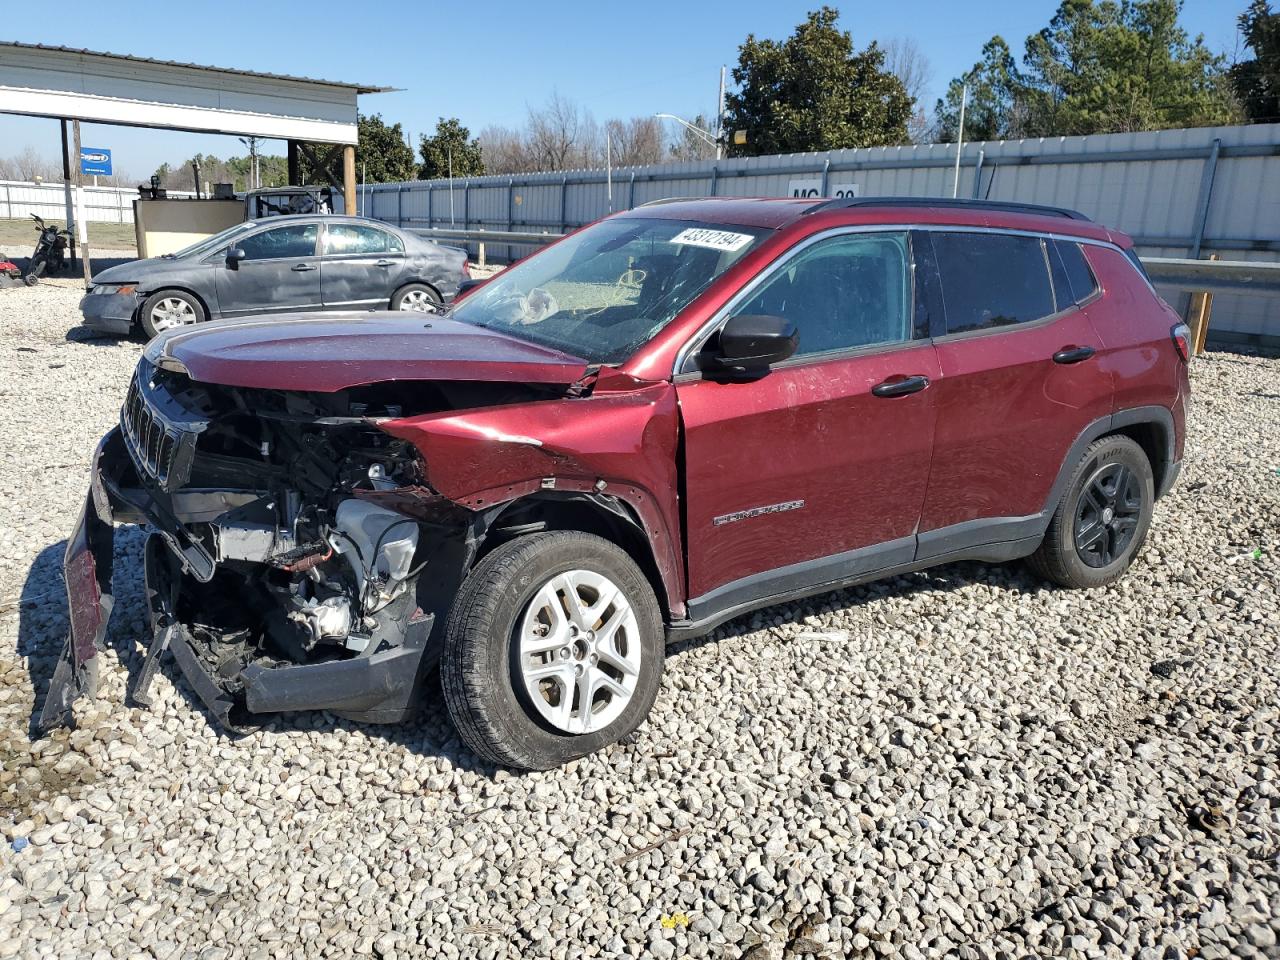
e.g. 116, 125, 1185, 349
449, 217, 768, 363
165, 221, 257, 260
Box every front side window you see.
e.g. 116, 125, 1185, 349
323, 225, 398, 255
449, 217, 768, 363
237, 224, 319, 261
932, 232, 1055, 334
728, 232, 913, 358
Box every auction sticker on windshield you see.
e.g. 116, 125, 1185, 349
670, 228, 755, 252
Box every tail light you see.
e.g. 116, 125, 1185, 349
1171, 322, 1192, 362
462, 260, 472, 279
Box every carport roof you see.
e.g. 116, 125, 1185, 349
0, 42, 393, 144
0, 42, 396, 94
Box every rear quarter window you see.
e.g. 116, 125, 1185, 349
931, 232, 1056, 334
1050, 239, 1100, 306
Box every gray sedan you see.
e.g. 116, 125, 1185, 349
81, 215, 468, 338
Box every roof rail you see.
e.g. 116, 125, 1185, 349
802, 196, 1092, 221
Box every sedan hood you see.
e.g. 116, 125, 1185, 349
92, 257, 197, 285
146, 313, 591, 392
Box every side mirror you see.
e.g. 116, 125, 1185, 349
225, 247, 246, 269
709, 314, 798, 372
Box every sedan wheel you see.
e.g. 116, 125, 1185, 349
397, 289, 437, 312
149, 297, 197, 332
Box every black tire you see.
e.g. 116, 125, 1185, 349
1027, 434, 1154, 588
390, 283, 442, 312
441, 531, 664, 770
140, 289, 206, 339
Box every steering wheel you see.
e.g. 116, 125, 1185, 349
616, 267, 647, 291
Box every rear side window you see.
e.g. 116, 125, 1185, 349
931, 232, 1056, 334
1123, 248, 1152, 283
1050, 239, 1099, 305
323, 224, 401, 255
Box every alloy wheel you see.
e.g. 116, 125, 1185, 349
149, 297, 197, 332
1074, 461, 1143, 567
517, 569, 640, 734
397, 289, 438, 312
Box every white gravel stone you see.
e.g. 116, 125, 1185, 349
1, 279, 1278, 957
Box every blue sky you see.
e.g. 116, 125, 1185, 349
0, 0, 1246, 180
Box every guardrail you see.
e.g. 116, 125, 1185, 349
1141, 257, 1280, 295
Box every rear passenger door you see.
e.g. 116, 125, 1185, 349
914, 230, 1113, 560
320, 224, 407, 309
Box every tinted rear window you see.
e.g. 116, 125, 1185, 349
931, 232, 1056, 334
1051, 239, 1099, 305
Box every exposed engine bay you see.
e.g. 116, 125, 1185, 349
72, 359, 572, 728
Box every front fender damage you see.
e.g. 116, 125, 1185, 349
378, 372, 685, 614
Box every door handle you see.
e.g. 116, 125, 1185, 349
1052, 345, 1095, 364
291, 263, 317, 272
375, 259, 394, 267
871, 375, 930, 398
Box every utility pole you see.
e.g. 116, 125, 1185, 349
952, 84, 968, 199
606, 133, 612, 212
448, 146, 455, 226
716, 65, 726, 161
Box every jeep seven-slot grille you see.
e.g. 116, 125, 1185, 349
121, 373, 198, 492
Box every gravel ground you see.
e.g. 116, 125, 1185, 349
0, 281, 1277, 960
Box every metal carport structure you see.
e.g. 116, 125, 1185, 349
0, 41, 392, 279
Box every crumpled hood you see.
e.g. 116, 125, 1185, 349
145, 312, 591, 392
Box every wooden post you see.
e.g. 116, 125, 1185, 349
71, 120, 92, 288
59, 120, 77, 270
1188, 253, 1220, 355
342, 145, 356, 216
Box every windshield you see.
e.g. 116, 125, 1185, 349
166, 221, 257, 260
450, 217, 769, 363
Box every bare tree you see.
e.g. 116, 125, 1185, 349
665, 113, 719, 161
478, 125, 533, 175
883, 37, 934, 142
604, 117, 665, 167
526, 92, 600, 171
883, 36, 932, 103
0, 146, 63, 182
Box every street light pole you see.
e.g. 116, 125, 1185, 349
716, 66, 726, 161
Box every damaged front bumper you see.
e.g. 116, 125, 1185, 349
39, 428, 438, 732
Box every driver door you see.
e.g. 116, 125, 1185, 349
213, 222, 322, 316
676, 231, 940, 615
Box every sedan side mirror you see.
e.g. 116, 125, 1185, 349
709, 314, 798, 372
225, 247, 246, 269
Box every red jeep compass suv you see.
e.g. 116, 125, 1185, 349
44, 197, 1190, 770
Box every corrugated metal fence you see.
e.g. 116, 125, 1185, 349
360, 122, 1280, 344
0, 180, 194, 224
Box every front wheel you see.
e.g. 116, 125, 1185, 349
441, 531, 665, 770
140, 289, 205, 339
1028, 434, 1155, 588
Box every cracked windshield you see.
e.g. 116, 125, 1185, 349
450, 217, 767, 362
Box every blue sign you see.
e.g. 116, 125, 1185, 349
80, 148, 112, 177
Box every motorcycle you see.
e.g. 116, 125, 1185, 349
24, 214, 71, 286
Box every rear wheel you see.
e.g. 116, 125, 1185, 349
441, 531, 664, 770
1028, 435, 1154, 588
140, 289, 205, 339
391, 283, 441, 312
